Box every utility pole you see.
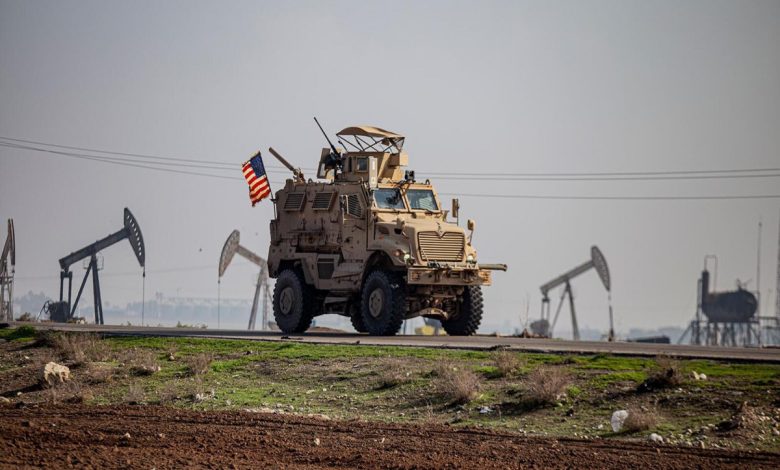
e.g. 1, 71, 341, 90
757, 219, 762, 315
775, 210, 780, 319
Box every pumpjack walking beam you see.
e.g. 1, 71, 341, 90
219, 230, 272, 330
58, 208, 145, 324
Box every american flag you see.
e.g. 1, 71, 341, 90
243, 152, 271, 206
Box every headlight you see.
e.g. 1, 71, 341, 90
403, 253, 412, 263
466, 254, 475, 263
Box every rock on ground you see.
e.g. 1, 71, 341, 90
40, 362, 70, 387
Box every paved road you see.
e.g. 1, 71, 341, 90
9, 321, 780, 362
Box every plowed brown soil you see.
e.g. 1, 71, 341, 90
1, 404, 777, 469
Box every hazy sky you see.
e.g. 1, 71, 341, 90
1, 0, 779, 334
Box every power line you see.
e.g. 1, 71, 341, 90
3, 134, 779, 179
0, 140, 294, 176
1, 141, 281, 184
426, 173, 780, 182
3, 136, 779, 200
425, 167, 780, 177
440, 192, 780, 201
0, 141, 243, 181
0, 135, 279, 170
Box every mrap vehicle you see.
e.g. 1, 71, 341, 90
266, 122, 506, 336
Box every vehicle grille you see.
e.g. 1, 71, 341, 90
417, 231, 465, 262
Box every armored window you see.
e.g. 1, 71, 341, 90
283, 192, 306, 211
372, 188, 405, 210
312, 191, 335, 211
346, 194, 363, 218
356, 157, 368, 172
407, 189, 439, 211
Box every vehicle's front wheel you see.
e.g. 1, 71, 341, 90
272, 269, 315, 334
348, 298, 367, 333
442, 286, 483, 336
360, 271, 406, 336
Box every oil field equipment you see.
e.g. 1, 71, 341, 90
536, 246, 613, 341
218, 229, 271, 330
264, 119, 507, 336
48, 208, 145, 324
679, 255, 760, 346
0, 219, 15, 321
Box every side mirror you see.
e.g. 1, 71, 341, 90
467, 219, 475, 231
451, 198, 460, 220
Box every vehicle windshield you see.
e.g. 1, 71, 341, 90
372, 188, 406, 210
407, 189, 439, 211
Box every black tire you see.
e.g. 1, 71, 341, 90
272, 269, 315, 334
348, 298, 368, 333
442, 286, 483, 336
360, 270, 406, 336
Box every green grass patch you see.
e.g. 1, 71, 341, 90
681, 360, 780, 382
0, 325, 37, 341
572, 354, 655, 372
106, 336, 492, 362
589, 371, 648, 390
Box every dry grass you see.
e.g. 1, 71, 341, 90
638, 356, 683, 392
432, 362, 481, 404
121, 348, 160, 376
124, 382, 146, 405
522, 366, 570, 406
183, 353, 213, 376
623, 408, 658, 432
83, 363, 114, 384
491, 350, 524, 377
157, 380, 186, 403
376, 369, 413, 389
46, 332, 110, 366
16, 312, 33, 322
47, 381, 93, 405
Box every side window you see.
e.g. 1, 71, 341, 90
356, 157, 368, 172
346, 194, 363, 218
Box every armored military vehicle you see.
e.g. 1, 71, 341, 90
266, 121, 506, 336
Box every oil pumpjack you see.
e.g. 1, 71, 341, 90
48, 208, 145, 324
535, 246, 613, 340
0, 219, 15, 321
218, 230, 271, 330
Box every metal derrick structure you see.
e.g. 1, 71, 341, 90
51, 208, 145, 324
0, 219, 15, 321
536, 246, 613, 341
680, 212, 780, 348
679, 255, 761, 347
218, 230, 271, 330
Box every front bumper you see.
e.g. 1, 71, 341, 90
406, 265, 492, 286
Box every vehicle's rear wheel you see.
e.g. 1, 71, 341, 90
360, 270, 406, 336
272, 269, 315, 334
442, 286, 483, 336
348, 298, 368, 333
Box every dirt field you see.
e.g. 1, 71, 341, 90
1, 404, 778, 469
2, 326, 780, 468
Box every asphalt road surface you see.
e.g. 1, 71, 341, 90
9, 321, 780, 362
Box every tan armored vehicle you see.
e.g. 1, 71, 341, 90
267, 122, 506, 335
